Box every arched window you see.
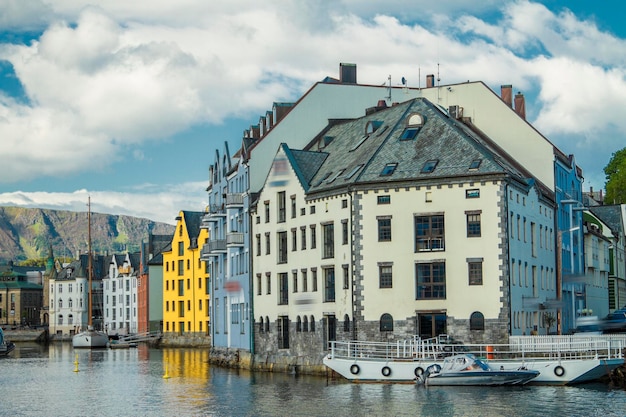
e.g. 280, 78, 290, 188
380, 313, 393, 332
265, 316, 270, 333
68, 314, 73, 325
343, 314, 350, 332
69, 298, 73, 308
296, 316, 302, 332
58, 315, 63, 325
58, 299, 63, 309
310, 315, 316, 332
303, 315, 309, 332
470, 311, 485, 330
259, 317, 264, 333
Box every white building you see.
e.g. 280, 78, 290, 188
103, 253, 140, 335
253, 97, 557, 359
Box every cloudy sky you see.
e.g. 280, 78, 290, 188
0, 0, 624, 224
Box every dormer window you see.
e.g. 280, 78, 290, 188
400, 113, 425, 141
366, 121, 383, 135
421, 160, 439, 173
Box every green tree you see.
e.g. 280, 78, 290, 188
604, 147, 626, 204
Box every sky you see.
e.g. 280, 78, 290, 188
0, 0, 624, 225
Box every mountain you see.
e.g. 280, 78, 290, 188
0, 206, 175, 263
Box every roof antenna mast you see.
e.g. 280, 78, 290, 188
386, 74, 392, 104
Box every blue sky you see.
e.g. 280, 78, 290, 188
0, 0, 624, 224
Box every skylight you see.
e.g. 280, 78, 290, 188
344, 164, 363, 180
380, 163, 397, 176
400, 128, 419, 140
469, 159, 482, 170
421, 160, 438, 173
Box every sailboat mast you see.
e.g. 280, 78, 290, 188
88, 197, 93, 328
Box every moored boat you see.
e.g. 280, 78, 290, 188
421, 353, 539, 386
323, 334, 625, 385
0, 327, 16, 357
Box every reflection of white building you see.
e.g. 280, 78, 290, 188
103, 253, 140, 335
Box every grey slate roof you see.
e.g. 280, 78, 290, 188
589, 205, 624, 236
294, 97, 547, 197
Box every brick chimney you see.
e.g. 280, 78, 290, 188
501, 85, 512, 108
426, 74, 435, 88
340, 63, 357, 84
514, 92, 526, 120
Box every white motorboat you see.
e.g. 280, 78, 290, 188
421, 354, 539, 386
323, 334, 625, 385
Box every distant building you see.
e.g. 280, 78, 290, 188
162, 211, 209, 337
102, 253, 141, 335
138, 234, 172, 334
0, 267, 43, 327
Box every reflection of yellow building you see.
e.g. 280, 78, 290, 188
162, 211, 209, 335
161, 348, 210, 379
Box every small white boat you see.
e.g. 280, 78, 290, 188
0, 327, 16, 357
72, 326, 109, 349
422, 354, 539, 386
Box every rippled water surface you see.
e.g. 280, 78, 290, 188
1, 343, 625, 417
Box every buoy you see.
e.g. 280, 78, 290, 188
73, 354, 80, 373
163, 365, 170, 379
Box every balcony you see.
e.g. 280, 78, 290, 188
200, 239, 227, 260
201, 204, 226, 227
225, 193, 244, 208
227, 232, 245, 247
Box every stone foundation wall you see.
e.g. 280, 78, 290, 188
160, 332, 211, 347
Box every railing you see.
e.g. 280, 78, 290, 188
326, 335, 625, 362
227, 232, 244, 246
225, 193, 244, 207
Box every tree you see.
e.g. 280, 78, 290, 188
604, 147, 626, 204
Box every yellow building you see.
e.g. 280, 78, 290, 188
162, 211, 210, 335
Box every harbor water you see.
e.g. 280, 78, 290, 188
1, 343, 626, 417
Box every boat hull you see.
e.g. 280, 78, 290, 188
426, 370, 539, 386
72, 330, 109, 348
0, 342, 15, 357
323, 355, 624, 385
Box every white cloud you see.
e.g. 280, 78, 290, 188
0, 0, 625, 219
0, 182, 207, 224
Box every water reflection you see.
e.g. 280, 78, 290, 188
1, 343, 625, 417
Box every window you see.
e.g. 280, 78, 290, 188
300, 226, 307, 250
256, 234, 261, 256
296, 316, 302, 332
415, 215, 445, 251
377, 195, 390, 204
468, 259, 483, 285
278, 316, 289, 349
291, 228, 297, 251
278, 273, 288, 305
323, 223, 334, 258
292, 271, 298, 293
378, 217, 391, 241
469, 159, 482, 170
266, 273, 271, 295
277, 191, 286, 223
256, 274, 262, 296
400, 128, 419, 140
470, 312, 485, 330
310, 205, 316, 214
380, 163, 397, 176
342, 264, 349, 289
341, 199, 348, 208
379, 263, 393, 288
290, 195, 297, 218
178, 301, 185, 317
310, 225, 317, 249
178, 279, 184, 296
265, 233, 271, 255
178, 260, 184, 276
264, 201, 270, 223
312, 268, 318, 292
421, 160, 438, 173
466, 212, 481, 237
343, 314, 350, 332
466, 189, 480, 198
342, 220, 349, 245
380, 313, 394, 331
310, 315, 316, 332
277, 231, 288, 264
178, 241, 184, 256
302, 269, 308, 292
323, 267, 335, 302
416, 262, 446, 299
303, 315, 309, 332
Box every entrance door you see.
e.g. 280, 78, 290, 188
323, 314, 336, 350
418, 313, 447, 339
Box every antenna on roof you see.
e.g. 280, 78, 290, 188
386, 75, 392, 103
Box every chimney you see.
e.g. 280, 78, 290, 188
426, 74, 435, 88
340, 63, 357, 84
514, 92, 526, 120
501, 85, 512, 108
